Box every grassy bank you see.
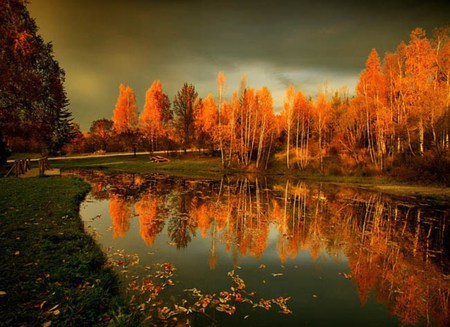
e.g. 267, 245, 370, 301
0, 177, 133, 326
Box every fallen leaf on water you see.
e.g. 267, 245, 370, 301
271, 273, 283, 277
258, 264, 266, 269
338, 272, 352, 279
312, 294, 318, 298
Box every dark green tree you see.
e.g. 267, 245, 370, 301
0, 0, 73, 163
173, 83, 198, 153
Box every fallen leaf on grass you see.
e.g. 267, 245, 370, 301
271, 273, 284, 277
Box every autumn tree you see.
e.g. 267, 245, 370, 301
293, 90, 313, 170
217, 71, 226, 165
404, 28, 436, 155
282, 85, 296, 168
0, 0, 74, 162
255, 87, 275, 168
356, 48, 388, 168
194, 94, 218, 151
112, 84, 139, 155
89, 118, 113, 151
313, 92, 331, 171
139, 80, 171, 152
173, 83, 198, 153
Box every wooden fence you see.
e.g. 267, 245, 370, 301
5, 159, 31, 177
38, 157, 50, 176
5, 157, 50, 177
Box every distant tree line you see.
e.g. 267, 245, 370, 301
0, 0, 76, 164
67, 27, 449, 182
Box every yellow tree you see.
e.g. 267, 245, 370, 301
356, 48, 388, 168
255, 86, 274, 168
404, 28, 436, 155
240, 85, 257, 166
112, 84, 139, 155
313, 92, 331, 171
431, 27, 450, 150
194, 94, 219, 151
282, 85, 295, 168
383, 43, 407, 156
293, 90, 312, 170
217, 71, 226, 166
139, 80, 171, 152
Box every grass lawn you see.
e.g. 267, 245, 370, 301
0, 177, 135, 326
52, 153, 227, 180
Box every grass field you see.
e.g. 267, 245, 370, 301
0, 177, 136, 326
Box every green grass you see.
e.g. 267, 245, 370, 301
0, 177, 135, 326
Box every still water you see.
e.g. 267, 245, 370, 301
75, 171, 449, 326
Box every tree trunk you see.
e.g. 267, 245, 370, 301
418, 117, 424, 156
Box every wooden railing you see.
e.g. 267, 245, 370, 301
5, 158, 32, 177
5, 157, 50, 177
38, 157, 50, 176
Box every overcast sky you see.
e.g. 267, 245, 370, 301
28, 0, 450, 131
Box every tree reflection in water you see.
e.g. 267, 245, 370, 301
73, 170, 449, 327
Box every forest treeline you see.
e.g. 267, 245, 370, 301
66, 27, 450, 182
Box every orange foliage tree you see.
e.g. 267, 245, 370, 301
139, 80, 171, 152
194, 94, 218, 151
355, 48, 388, 169
112, 84, 139, 155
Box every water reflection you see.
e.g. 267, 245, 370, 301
74, 171, 449, 326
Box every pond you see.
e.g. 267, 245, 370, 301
74, 171, 449, 326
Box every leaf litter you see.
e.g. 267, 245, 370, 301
105, 248, 293, 325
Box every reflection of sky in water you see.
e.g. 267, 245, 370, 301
78, 173, 449, 326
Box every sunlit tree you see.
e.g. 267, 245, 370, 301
112, 84, 139, 155
139, 80, 171, 152
194, 94, 218, 151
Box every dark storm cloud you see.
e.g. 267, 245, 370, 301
29, 0, 450, 130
